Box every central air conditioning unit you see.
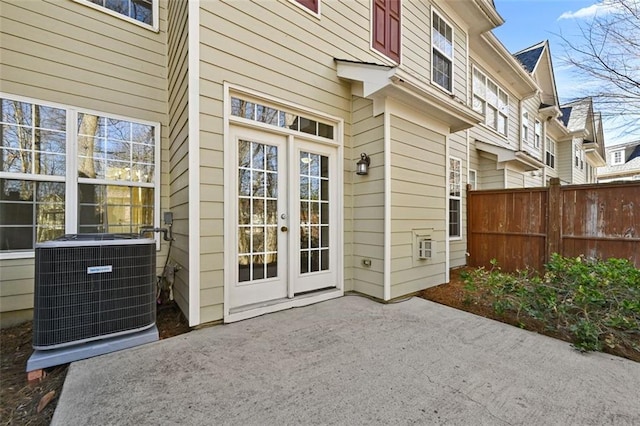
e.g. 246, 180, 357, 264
32, 234, 157, 350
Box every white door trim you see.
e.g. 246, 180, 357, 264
223, 85, 344, 323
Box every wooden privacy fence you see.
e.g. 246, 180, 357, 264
467, 179, 640, 272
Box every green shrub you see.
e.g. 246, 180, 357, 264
462, 255, 640, 354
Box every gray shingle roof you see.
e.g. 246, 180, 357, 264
514, 43, 545, 73
560, 99, 591, 131
559, 106, 572, 127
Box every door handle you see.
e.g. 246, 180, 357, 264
281, 226, 288, 232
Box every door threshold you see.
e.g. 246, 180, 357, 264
226, 288, 342, 323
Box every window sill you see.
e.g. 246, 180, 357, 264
0, 251, 35, 261
477, 122, 508, 141
448, 236, 463, 242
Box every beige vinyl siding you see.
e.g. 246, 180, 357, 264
572, 139, 586, 184
389, 116, 446, 299
478, 155, 504, 189
352, 98, 385, 298
0, 0, 169, 326
401, 2, 431, 78
556, 139, 574, 184
167, 0, 190, 318
524, 173, 543, 188
0, 258, 35, 326
506, 167, 525, 188
449, 132, 467, 268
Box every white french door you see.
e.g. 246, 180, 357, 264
229, 126, 338, 309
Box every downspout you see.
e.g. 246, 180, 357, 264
383, 109, 391, 301
187, 0, 201, 326
445, 133, 450, 283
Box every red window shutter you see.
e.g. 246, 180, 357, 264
373, 0, 401, 63
296, 0, 318, 13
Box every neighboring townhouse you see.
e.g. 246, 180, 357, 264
469, 40, 606, 190
1, 0, 170, 325
558, 98, 606, 184
0, 0, 610, 329
466, 35, 542, 191
598, 140, 640, 183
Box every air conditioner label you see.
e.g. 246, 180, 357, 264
87, 265, 113, 274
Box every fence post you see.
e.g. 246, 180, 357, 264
546, 178, 561, 263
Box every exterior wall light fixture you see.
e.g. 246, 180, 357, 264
356, 153, 370, 175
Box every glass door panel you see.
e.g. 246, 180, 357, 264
237, 139, 279, 282
230, 126, 287, 309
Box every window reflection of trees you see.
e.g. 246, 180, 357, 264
88, 0, 153, 25
0, 100, 66, 250
237, 140, 278, 282
0, 98, 156, 250
299, 152, 330, 274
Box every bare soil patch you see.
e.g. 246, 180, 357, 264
0, 302, 190, 425
419, 267, 639, 363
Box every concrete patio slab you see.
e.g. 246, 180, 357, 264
52, 296, 640, 425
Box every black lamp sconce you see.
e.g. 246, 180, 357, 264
356, 153, 370, 175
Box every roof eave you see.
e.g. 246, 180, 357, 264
336, 60, 483, 132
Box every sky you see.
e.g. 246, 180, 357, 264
492, 0, 637, 145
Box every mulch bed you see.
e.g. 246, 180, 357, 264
0, 302, 191, 426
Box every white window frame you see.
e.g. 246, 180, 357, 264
431, 9, 454, 93
0, 93, 160, 259
545, 137, 555, 169
449, 156, 462, 239
73, 0, 159, 32
534, 119, 542, 149
468, 169, 477, 190
612, 150, 624, 165
574, 143, 580, 168
472, 67, 508, 137
289, 0, 321, 17
522, 110, 529, 145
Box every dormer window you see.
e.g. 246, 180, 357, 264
612, 150, 624, 165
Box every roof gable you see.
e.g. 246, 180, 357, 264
514, 41, 560, 107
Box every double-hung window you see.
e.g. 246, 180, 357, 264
432, 11, 453, 92
545, 137, 555, 168
75, 0, 157, 29
534, 119, 542, 149
472, 68, 508, 136
372, 0, 401, 63
574, 143, 580, 168
0, 95, 159, 254
449, 157, 462, 238
522, 111, 529, 144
